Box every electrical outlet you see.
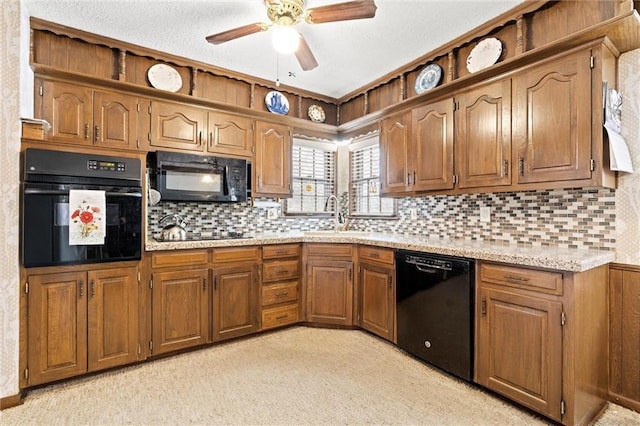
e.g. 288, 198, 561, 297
409, 208, 418, 220
480, 206, 491, 223
267, 208, 278, 219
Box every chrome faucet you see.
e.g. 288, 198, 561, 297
324, 194, 341, 232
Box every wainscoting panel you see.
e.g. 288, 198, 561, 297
609, 263, 640, 412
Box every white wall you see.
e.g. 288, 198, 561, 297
0, 0, 23, 401
615, 50, 640, 266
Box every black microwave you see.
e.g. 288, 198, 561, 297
151, 151, 248, 202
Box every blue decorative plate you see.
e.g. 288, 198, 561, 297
415, 63, 443, 94
265, 91, 289, 115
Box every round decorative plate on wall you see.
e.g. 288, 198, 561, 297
466, 37, 503, 73
308, 104, 326, 123
265, 91, 290, 115
414, 63, 443, 94
147, 64, 182, 92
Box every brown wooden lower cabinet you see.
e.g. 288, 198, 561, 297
151, 268, 209, 354
26, 266, 139, 386
609, 263, 640, 412
306, 259, 354, 325
358, 246, 395, 342
212, 263, 260, 341
261, 244, 301, 330
475, 261, 609, 425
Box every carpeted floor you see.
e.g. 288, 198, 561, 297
1, 327, 638, 425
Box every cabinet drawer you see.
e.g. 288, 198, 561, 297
359, 246, 394, 265
262, 282, 298, 306
263, 244, 301, 259
306, 243, 353, 258
480, 263, 564, 295
263, 260, 299, 282
151, 250, 208, 268
211, 246, 260, 263
262, 304, 299, 329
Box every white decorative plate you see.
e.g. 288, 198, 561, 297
415, 63, 443, 94
308, 104, 326, 123
147, 64, 182, 92
265, 91, 289, 115
466, 37, 503, 73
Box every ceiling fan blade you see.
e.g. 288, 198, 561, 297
305, 0, 377, 24
206, 23, 268, 45
295, 34, 318, 71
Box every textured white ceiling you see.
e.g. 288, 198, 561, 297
23, 0, 525, 99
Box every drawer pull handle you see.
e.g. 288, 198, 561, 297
369, 253, 380, 258
79, 280, 84, 298
481, 298, 487, 317
276, 251, 289, 255
276, 270, 290, 275
275, 291, 289, 297
275, 314, 289, 320
504, 275, 530, 282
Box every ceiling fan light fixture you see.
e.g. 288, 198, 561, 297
271, 25, 300, 54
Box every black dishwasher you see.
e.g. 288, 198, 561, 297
396, 250, 474, 381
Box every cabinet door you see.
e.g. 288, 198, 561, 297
150, 101, 208, 152
514, 50, 592, 183
476, 287, 563, 421
208, 111, 253, 158
253, 121, 292, 197
36, 80, 92, 145
380, 111, 411, 195
411, 99, 455, 191
152, 269, 209, 354
212, 264, 260, 341
27, 272, 87, 386
87, 267, 139, 372
306, 260, 353, 325
456, 79, 512, 188
93, 90, 139, 150
359, 262, 394, 341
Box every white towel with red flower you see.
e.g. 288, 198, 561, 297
69, 190, 106, 245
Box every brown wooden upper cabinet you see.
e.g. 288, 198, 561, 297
208, 111, 253, 158
149, 101, 254, 159
513, 49, 593, 184
380, 98, 454, 195
149, 100, 208, 152
455, 79, 512, 189
36, 79, 140, 150
253, 120, 292, 197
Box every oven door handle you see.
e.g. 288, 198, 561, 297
24, 188, 142, 197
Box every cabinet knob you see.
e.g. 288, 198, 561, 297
84, 124, 89, 140
481, 297, 487, 317
94, 125, 100, 143
90, 280, 95, 298
79, 280, 84, 298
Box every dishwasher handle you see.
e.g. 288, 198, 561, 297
405, 258, 452, 272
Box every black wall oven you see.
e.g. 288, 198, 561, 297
22, 148, 142, 268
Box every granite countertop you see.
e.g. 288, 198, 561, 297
145, 231, 615, 272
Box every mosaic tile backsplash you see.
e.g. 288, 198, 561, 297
148, 187, 616, 250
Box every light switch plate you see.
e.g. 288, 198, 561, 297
480, 206, 491, 222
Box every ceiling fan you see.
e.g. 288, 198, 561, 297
205, 0, 377, 71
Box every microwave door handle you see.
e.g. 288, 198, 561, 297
224, 166, 230, 196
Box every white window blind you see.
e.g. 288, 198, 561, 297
350, 136, 395, 216
285, 139, 336, 215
